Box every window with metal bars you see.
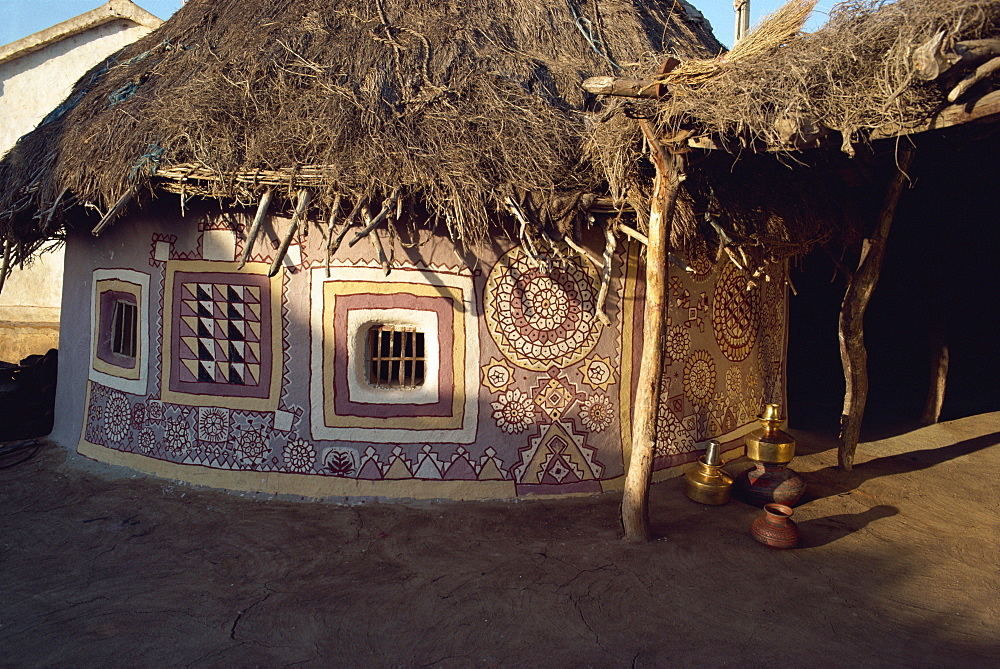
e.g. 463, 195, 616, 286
111, 299, 138, 358
367, 325, 425, 388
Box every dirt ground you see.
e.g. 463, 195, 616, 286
1, 414, 998, 667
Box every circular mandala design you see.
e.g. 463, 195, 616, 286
666, 324, 691, 362
712, 263, 760, 362
284, 438, 316, 473
484, 247, 602, 371
683, 350, 717, 406
138, 428, 156, 454
163, 417, 192, 456
490, 388, 536, 434
579, 394, 614, 433
236, 428, 269, 467
104, 393, 131, 444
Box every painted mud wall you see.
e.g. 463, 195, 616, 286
53, 200, 786, 499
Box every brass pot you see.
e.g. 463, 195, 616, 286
744, 403, 796, 464
684, 456, 734, 505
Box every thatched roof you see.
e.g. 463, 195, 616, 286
0, 0, 721, 266
588, 0, 1000, 261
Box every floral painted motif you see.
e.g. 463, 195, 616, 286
666, 324, 691, 362
683, 349, 717, 406
481, 357, 516, 394
146, 401, 165, 421
138, 427, 157, 454
235, 427, 269, 467
283, 437, 316, 473
579, 394, 614, 433
197, 406, 230, 443
491, 388, 537, 434
104, 392, 131, 444
579, 355, 616, 392
130, 403, 146, 428
163, 416, 192, 456
726, 366, 743, 399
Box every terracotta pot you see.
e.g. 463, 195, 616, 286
750, 503, 800, 549
734, 462, 806, 507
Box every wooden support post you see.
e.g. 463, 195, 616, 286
920, 283, 949, 425
621, 120, 685, 542
837, 147, 915, 470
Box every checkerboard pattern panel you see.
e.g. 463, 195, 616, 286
176, 282, 262, 387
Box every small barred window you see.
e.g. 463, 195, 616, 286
111, 299, 138, 358
367, 325, 425, 388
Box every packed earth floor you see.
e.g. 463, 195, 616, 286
1, 414, 998, 666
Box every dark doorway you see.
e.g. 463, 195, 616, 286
786, 131, 1000, 432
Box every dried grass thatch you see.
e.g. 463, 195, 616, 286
0, 0, 721, 267
587, 0, 1000, 260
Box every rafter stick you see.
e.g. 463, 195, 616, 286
348, 187, 402, 248
36, 187, 69, 232
617, 223, 648, 245
563, 234, 603, 271
239, 187, 274, 269
582, 75, 661, 98
948, 56, 1000, 102
92, 182, 142, 236
323, 193, 343, 277
617, 222, 691, 271
594, 223, 617, 327
329, 196, 368, 267
0, 239, 11, 296
268, 188, 311, 278
362, 207, 392, 275
506, 197, 545, 267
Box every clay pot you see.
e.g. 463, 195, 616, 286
734, 462, 806, 507
750, 503, 800, 549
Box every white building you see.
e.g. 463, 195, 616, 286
0, 0, 161, 362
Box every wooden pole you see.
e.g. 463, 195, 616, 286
920, 282, 949, 425
621, 120, 685, 542
837, 147, 915, 470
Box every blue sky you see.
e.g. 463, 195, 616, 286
1, 0, 833, 50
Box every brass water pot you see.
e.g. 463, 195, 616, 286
684, 456, 735, 505
745, 403, 796, 464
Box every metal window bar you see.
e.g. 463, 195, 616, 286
368, 325, 425, 387
111, 299, 137, 358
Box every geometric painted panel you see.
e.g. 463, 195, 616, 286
161, 260, 282, 412
177, 282, 262, 386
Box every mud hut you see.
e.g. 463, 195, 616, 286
0, 0, 794, 503
585, 0, 1000, 536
